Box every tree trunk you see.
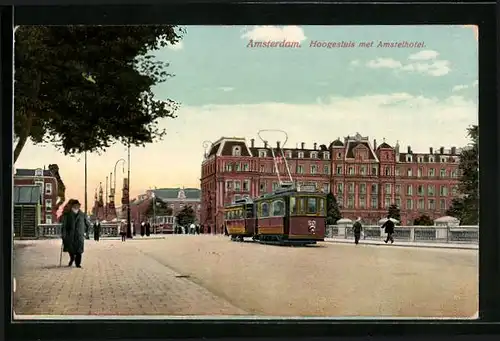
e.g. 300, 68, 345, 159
13, 112, 33, 163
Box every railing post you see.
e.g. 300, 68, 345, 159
446, 225, 450, 243
410, 227, 415, 242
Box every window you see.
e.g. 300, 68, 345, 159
45, 199, 52, 211
234, 163, 241, 171
297, 165, 304, 174
319, 198, 326, 215
323, 165, 330, 175
407, 185, 413, 196
385, 197, 391, 209
225, 180, 232, 190
385, 184, 391, 195
429, 156, 435, 163
440, 186, 448, 196
259, 202, 270, 217
407, 168, 413, 177
45, 183, 52, 195
440, 157, 447, 163
395, 184, 401, 195
323, 152, 330, 160
259, 181, 267, 193
347, 196, 355, 209
360, 183, 366, 194
45, 215, 53, 224
322, 183, 330, 193
371, 184, 378, 194
440, 169, 446, 177
417, 167, 423, 177
417, 185, 425, 196
452, 186, 458, 196
418, 199, 425, 210
428, 199, 436, 210
385, 167, 390, 176
272, 199, 285, 216
298, 152, 304, 158
417, 156, 423, 163
371, 197, 378, 209
310, 165, 318, 174
348, 167, 354, 175
337, 152, 342, 159
232, 146, 241, 156
348, 183, 355, 194
428, 168, 435, 177
406, 155, 412, 162
225, 163, 233, 172
259, 150, 267, 157
395, 198, 401, 208
290, 197, 297, 214
406, 199, 413, 210
310, 152, 318, 159
428, 185, 435, 196
234, 180, 241, 191
336, 183, 343, 194
259, 164, 265, 173
360, 166, 366, 175
359, 195, 366, 208
372, 167, 378, 176
286, 150, 292, 158
242, 163, 249, 171
307, 197, 318, 214
336, 166, 342, 175
395, 167, 400, 176
272, 182, 279, 190
440, 199, 446, 210
451, 170, 458, 178
243, 180, 250, 192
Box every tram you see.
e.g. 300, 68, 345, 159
223, 130, 327, 245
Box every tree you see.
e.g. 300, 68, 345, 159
446, 125, 479, 225
144, 197, 173, 218
325, 192, 342, 225
387, 204, 401, 224
413, 214, 434, 226
176, 205, 197, 227
14, 25, 185, 162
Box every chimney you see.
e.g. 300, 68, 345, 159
276, 141, 280, 149
313, 143, 317, 150
373, 139, 377, 150
451, 146, 456, 155
250, 138, 255, 148
440, 146, 444, 154
301, 142, 305, 149
429, 147, 433, 154
264, 141, 268, 148
407, 146, 411, 154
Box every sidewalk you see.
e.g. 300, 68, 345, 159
324, 237, 478, 250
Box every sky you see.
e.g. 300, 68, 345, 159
15, 25, 478, 211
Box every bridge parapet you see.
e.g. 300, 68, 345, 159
36, 223, 120, 239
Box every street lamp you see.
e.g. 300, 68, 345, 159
152, 192, 156, 233
112, 158, 126, 200
126, 141, 132, 238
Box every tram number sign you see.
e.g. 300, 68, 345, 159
308, 220, 316, 234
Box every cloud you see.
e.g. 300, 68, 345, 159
167, 41, 184, 51
365, 50, 451, 77
241, 26, 307, 42
218, 87, 234, 92
350, 60, 360, 66
452, 80, 478, 92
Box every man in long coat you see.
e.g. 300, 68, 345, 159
61, 199, 89, 268
352, 217, 363, 245
93, 219, 101, 241
381, 217, 395, 244
145, 221, 151, 236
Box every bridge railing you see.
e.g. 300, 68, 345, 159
36, 223, 120, 239
325, 225, 479, 244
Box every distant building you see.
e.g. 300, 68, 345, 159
130, 187, 201, 224
14, 166, 64, 225
13, 185, 42, 238
200, 134, 461, 232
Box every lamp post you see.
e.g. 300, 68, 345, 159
126, 141, 132, 238
112, 158, 126, 200
152, 192, 156, 233
84, 152, 88, 215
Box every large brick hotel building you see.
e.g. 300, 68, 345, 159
200, 133, 461, 233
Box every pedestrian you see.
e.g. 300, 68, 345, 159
120, 221, 127, 242
145, 221, 151, 236
224, 224, 229, 236
93, 219, 101, 241
189, 223, 196, 235
352, 217, 363, 245
195, 224, 200, 234
140, 221, 145, 237
132, 221, 136, 236
200, 224, 204, 234
61, 199, 89, 268
381, 217, 395, 244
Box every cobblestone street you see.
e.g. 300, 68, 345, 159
13, 235, 478, 317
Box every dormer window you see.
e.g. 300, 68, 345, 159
310, 151, 318, 159
232, 146, 241, 157
323, 152, 330, 160
417, 156, 423, 163
440, 157, 447, 163
298, 152, 304, 158
285, 150, 292, 158
429, 156, 435, 163
406, 155, 412, 162
258, 150, 267, 158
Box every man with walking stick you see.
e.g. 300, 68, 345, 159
61, 199, 89, 268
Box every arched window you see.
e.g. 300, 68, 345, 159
271, 199, 285, 216
260, 202, 270, 217
232, 146, 241, 156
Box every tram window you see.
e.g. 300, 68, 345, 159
272, 199, 285, 216
260, 202, 270, 217
307, 197, 317, 214
319, 198, 326, 216
297, 198, 306, 215
238, 209, 243, 219
290, 197, 297, 215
